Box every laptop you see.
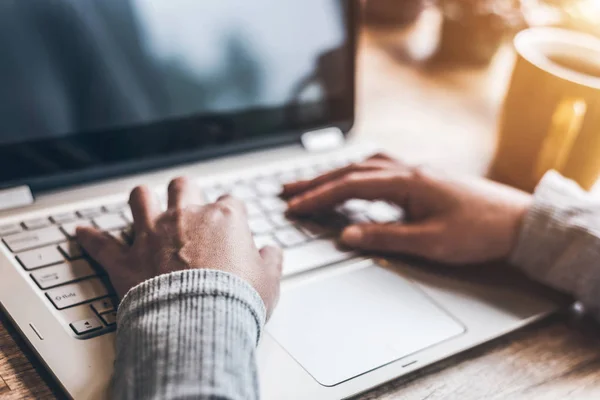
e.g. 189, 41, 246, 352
0, 1, 560, 399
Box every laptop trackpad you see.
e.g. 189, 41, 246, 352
266, 262, 466, 386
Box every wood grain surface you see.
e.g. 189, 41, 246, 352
2, 24, 600, 400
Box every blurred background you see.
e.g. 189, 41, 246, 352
356, 0, 600, 178
362, 0, 599, 64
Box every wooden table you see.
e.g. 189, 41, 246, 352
3, 26, 600, 400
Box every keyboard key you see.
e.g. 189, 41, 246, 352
330, 158, 349, 169
121, 227, 133, 241
274, 227, 308, 248
0, 223, 23, 236
91, 298, 117, 315
104, 202, 128, 213
299, 221, 332, 239
50, 212, 77, 224
156, 193, 168, 211
31, 260, 96, 290
230, 184, 257, 200
46, 278, 110, 310
23, 217, 51, 230
314, 163, 332, 173
107, 230, 127, 244
297, 166, 319, 180
59, 242, 83, 260
3, 227, 66, 253
245, 201, 262, 217
100, 311, 117, 326
254, 235, 279, 249
365, 202, 403, 223
70, 317, 103, 335
77, 207, 104, 219
255, 179, 282, 196
122, 209, 133, 224
348, 213, 372, 224
93, 214, 127, 231
277, 170, 298, 184
17, 245, 65, 270
270, 213, 292, 228
339, 199, 370, 215
283, 239, 354, 276
204, 187, 225, 203
248, 217, 275, 235
61, 220, 94, 238
259, 197, 287, 212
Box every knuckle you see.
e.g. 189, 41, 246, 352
411, 164, 430, 178
217, 203, 235, 216
343, 172, 362, 184
347, 162, 360, 171
216, 194, 234, 203
220, 196, 245, 213
170, 207, 186, 221
427, 241, 448, 259
208, 202, 236, 218
373, 152, 390, 159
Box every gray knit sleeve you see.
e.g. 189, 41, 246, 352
511, 171, 600, 316
111, 269, 267, 400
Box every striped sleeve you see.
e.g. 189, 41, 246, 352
111, 269, 267, 400
511, 171, 600, 317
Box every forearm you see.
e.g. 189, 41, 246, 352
511, 171, 600, 316
112, 269, 266, 400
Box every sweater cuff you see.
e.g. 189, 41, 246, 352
510, 171, 600, 301
117, 269, 267, 339
112, 269, 267, 400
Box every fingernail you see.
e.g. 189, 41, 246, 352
342, 226, 363, 246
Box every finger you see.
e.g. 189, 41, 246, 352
259, 245, 283, 319
260, 245, 283, 274
368, 152, 395, 162
287, 171, 409, 215
215, 194, 248, 217
282, 160, 393, 198
340, 222, 442, 258
76, 226, 127, 271
168, 177, 203, 209
129, 185, 161, 232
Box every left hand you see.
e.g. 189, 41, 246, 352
76, 177, 283, 317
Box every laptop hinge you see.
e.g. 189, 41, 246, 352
301, 128, 345, 153
0, 185, 35, 212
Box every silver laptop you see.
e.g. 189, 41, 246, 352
0, 1, 560, 399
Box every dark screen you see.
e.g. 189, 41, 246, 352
0, 0, 354, 190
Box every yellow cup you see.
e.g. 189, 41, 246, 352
490, 28, 600, 192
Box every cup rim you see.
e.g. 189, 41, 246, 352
514, 27, 600, 90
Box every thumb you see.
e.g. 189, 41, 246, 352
260, 245, 283, 275
76, 226, 127, 271
340, 222, 441, 258
259, 245, 283, 319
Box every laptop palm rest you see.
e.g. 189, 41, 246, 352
266, 262, 466, 387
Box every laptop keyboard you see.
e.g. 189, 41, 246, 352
1, 156, 403, 339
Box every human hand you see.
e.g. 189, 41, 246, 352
284, 154, 532, 265
76, 177, 282, 316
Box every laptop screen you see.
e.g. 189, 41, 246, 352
0, 0, 355, 191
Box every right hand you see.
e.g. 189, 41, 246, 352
284, 154, 533, 265
76, 177, 283, 317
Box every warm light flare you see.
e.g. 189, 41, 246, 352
566, 0, 600, 26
